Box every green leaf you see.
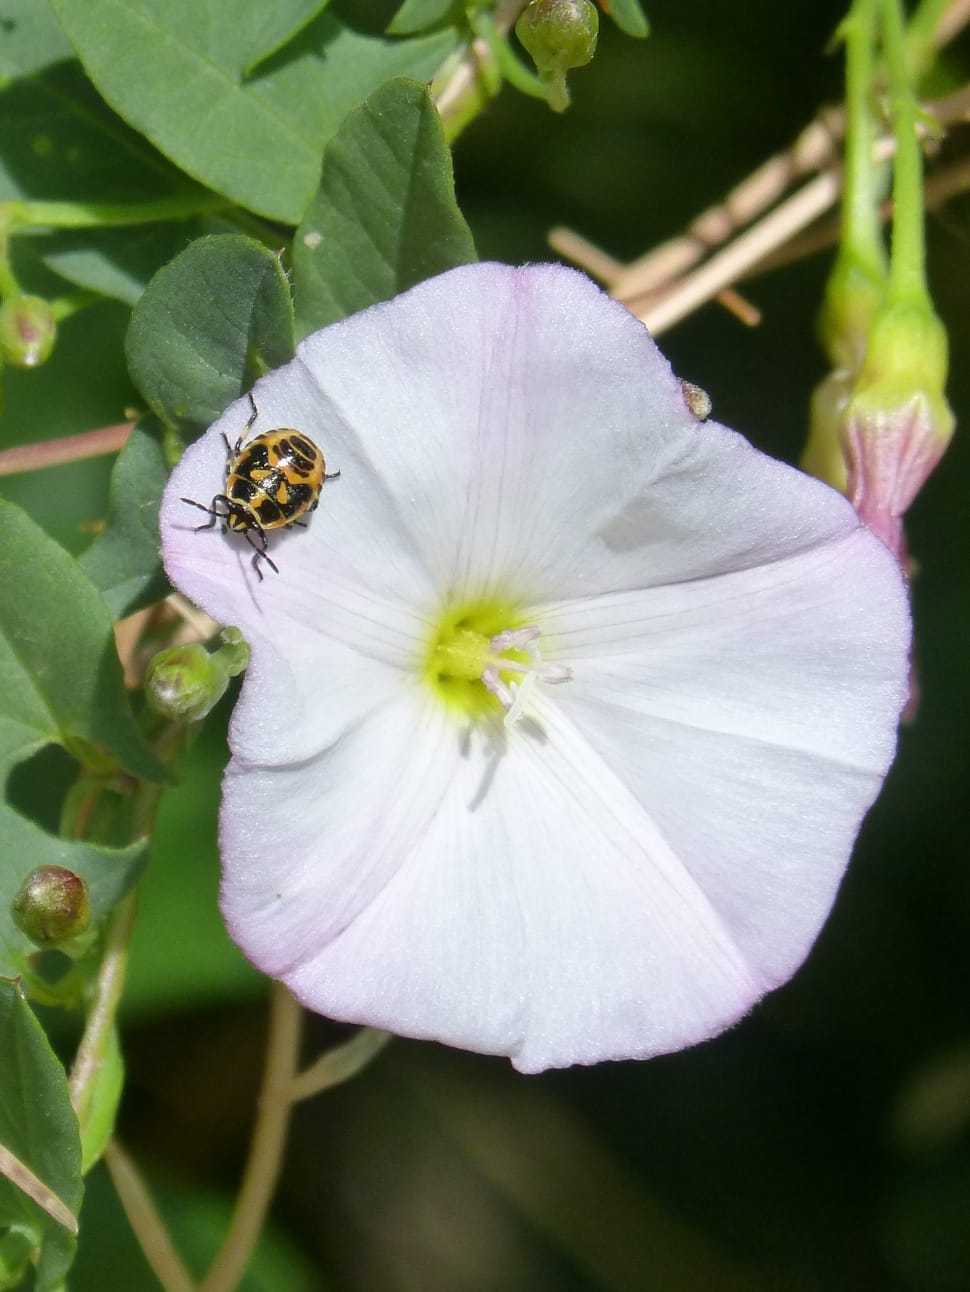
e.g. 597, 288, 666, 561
293, 78, 476, 335
0, 0, 73, 81
0, 981, 81, 1292
48, 0, 460, 223
387, 0, 457, 36
243, 0, 333, 74
0, 60, 184, 205
79, 422, 169, 619
36, 222, 208, 307
603, 0, 649, 39
125, 235, 294, 432
0, 498, 163, 783
77, 1027, 122, 1175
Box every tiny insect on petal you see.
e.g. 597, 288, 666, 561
180, 394, 339, 580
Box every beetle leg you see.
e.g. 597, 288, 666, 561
244, 523, 279, 581
246, 391, 259, 431
182, 495, 231, 531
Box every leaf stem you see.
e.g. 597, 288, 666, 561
2, 192, 230, 233
284, 1027, 392, 1103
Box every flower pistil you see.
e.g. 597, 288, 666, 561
428, 611, 571, 726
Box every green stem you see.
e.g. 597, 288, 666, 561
540, 69, 570, 112
881, 0, 928, 302
285, 1027, 392, 1103
470, 8, 546, 99
68, 892, 138, 1130
49, 291, 99, 323
66, 724, 183, 1147
3, 191, 230, 233
905, 0, 951, 76
0, 260, 20, 299
841, 0, 887, 279
434, 0, 531, 141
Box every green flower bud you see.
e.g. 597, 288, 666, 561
12, 866, 92, 948
146, 630, 249, 723
516, 0, 599, 74
0, 295, 57, 368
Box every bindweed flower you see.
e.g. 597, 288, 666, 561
161, 264, 909, 1073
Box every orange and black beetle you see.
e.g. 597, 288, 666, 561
181, 394, 339, 579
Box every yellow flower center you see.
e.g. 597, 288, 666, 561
425, 601, 571, 722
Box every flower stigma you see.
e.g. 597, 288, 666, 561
426, 604, 572, 726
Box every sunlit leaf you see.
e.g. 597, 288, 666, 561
49, 0, 460, 223
126, 235, 294, 431
293, 78, 476, 334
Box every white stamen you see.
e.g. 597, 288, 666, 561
483, 625, 573, 726
481, 666, 515, 709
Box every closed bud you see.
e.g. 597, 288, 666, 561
146, 630, 249, 723
12, 866, 91, 948
0, 295, 57, 368
516, 0, 599, 74
841, 298, 954, 562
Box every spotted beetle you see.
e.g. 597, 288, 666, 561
181, 394, 339, 580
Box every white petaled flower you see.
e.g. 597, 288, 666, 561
160, 263, 909, 1073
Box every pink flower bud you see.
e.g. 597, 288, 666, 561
840, 300, 954, 561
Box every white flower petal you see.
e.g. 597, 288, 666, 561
536, 528, 907, 985
268, 695, 764, 1073
220, 683, 456, 975
160, 359, 435, 654
294, 262, 802, 604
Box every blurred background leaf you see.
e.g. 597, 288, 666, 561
49, 0, 462, 222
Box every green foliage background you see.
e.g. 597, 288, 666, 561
2, 0, 970, 1288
